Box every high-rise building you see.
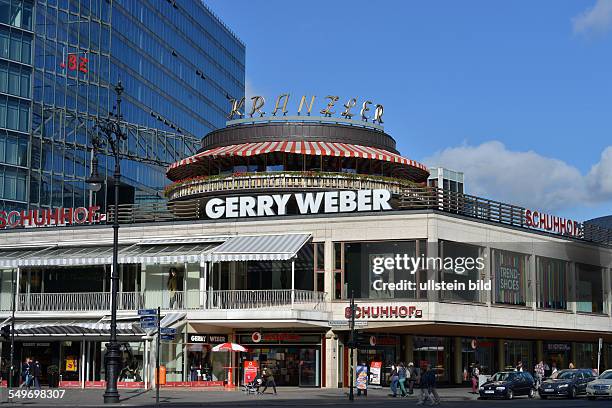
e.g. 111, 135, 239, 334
0, 0, 245, 210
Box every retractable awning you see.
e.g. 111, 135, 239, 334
119, 243, 217, 264
206, 233, 311, 262
11, 321, 144, 337
0, 248, 53, 268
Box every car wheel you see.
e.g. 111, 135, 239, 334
506, 389, 514, 400
528, 388, 536, 399
569, 387, 576, 399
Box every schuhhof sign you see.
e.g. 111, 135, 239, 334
0, 206, 104, 229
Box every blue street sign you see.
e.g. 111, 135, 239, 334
160, 327, 177, 335
138, 309, 157, 316
141, 321, 157, 329
140, 315, 158, 329
160, 334, 175, 341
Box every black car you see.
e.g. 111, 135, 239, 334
479, 371, 536, 399
538, 369, 596, 399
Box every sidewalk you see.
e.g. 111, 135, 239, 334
0, 386, 479, 407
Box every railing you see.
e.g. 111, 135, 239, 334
207, 289, 328, 311
8, 290, 327, 313
164, 172, 415, 201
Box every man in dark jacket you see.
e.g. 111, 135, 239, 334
32, 360, 42, 390
260, 365, 277, 395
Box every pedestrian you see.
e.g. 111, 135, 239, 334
416, 365, 432, 405
427, 365, 440, 406
398, 362, 408, 397
19, 357, 32, 389
32, 360, 41, 390
534, 360, 544, 388
470, 362, 480, 394
408, 362, 417, 395
551, 362, 558, 375
167, 268, 178, 308
568, 362, 575, 369
389, 363, 399, 397
259, 365, 277, 395
516, 360, 523, 372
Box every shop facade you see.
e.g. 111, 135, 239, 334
0, 115, 611, 389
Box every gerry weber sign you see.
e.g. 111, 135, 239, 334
205, 189, 392, 219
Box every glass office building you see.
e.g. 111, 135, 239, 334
0, 0, 245, 210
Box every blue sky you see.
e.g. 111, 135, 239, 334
207, 0, 612, 221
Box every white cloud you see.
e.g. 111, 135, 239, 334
423, 141, 612, 214
572, 0, 612, 35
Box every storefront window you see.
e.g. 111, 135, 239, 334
462, 338, 497, 376
575, 342, 596, 370
185, 334, 228, 382
344, 240, 423, 299
544, 342, 571, 375
503, 340, 533, 372
576, 263, 604, 314
492, 249, 528, 306
439, 241, 483, 303
536, 257, 568, 310
314, 243, 324, 292
334, 242, 343, 299
356, 335, 399, 387
413, 336, 450, 383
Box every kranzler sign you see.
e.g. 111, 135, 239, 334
0, 206, 104, 229
205, 189, 392, 219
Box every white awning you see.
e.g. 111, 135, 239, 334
206, 233, 311, 262
119, 243, 217, 265
0, 248, 53, 268
11, 320, 144, 337
9, 246, 119, 267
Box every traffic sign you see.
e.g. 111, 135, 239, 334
328, 320, 368, 327
160, 334, 175, 341
138, 309, 157, 316
160, 327, 177, 335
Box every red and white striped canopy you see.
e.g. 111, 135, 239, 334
168, 141, 427, 180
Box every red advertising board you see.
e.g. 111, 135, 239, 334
243, 360, 259, 384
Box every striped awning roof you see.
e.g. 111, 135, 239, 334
0, 246, 119, 268
167, 141, 427, 179
12, 321, 144, 337
206, 233, 311, 262
119, 243, 217, 265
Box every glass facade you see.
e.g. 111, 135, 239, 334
492, 249, 528, 306
0, 0, 245, 210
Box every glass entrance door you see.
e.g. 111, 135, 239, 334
299, 348, 319, 387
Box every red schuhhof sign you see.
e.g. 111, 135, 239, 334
0, 206, 104, 229
524, 209, 582, 238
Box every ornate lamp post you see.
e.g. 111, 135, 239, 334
86, 81, 126, 403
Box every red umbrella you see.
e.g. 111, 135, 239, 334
211, 342, 248, 352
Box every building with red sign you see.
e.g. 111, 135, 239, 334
0, 111, 611, 390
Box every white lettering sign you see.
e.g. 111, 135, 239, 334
205, 189, 391, 220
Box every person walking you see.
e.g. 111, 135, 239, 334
534, 361, 545, 388
408, 362, 417, 395
19, 357, 32, 389
470, 362, 480, 394
416, 365, 432, 405
259, 365, 277, 395
389, 363, 399, 397
516, 361, 523, 372
32, 360, 42, 390
428, 366, 441, 406
398, 362, 408, 397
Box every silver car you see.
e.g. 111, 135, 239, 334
586, 369, 612, 399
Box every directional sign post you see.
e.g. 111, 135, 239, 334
138, 309, 156, 316
140, 316, 158, 330
328, 320, 368, 327
160, 328, 177, 335
160, 334, 176, 342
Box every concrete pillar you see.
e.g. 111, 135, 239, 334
498, 339, 505, 371
325, 332, 339, 388
536, 340, 544, 363
453, 337, 463, 384
404, 335, 414, 364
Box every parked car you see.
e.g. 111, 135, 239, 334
586, 369, 612, 400
479, 371, 536, 399
539, 369, 596, 399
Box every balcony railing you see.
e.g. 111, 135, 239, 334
8, 290, 328, 313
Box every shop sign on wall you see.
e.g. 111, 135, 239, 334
345, 305, 423, 319
0, 206, 104, 229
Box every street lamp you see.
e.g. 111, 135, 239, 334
87, 81, 126, 404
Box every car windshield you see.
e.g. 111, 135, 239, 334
491, 372, 513, 382
552, 371, 575, 380
600, 371, 612, 380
